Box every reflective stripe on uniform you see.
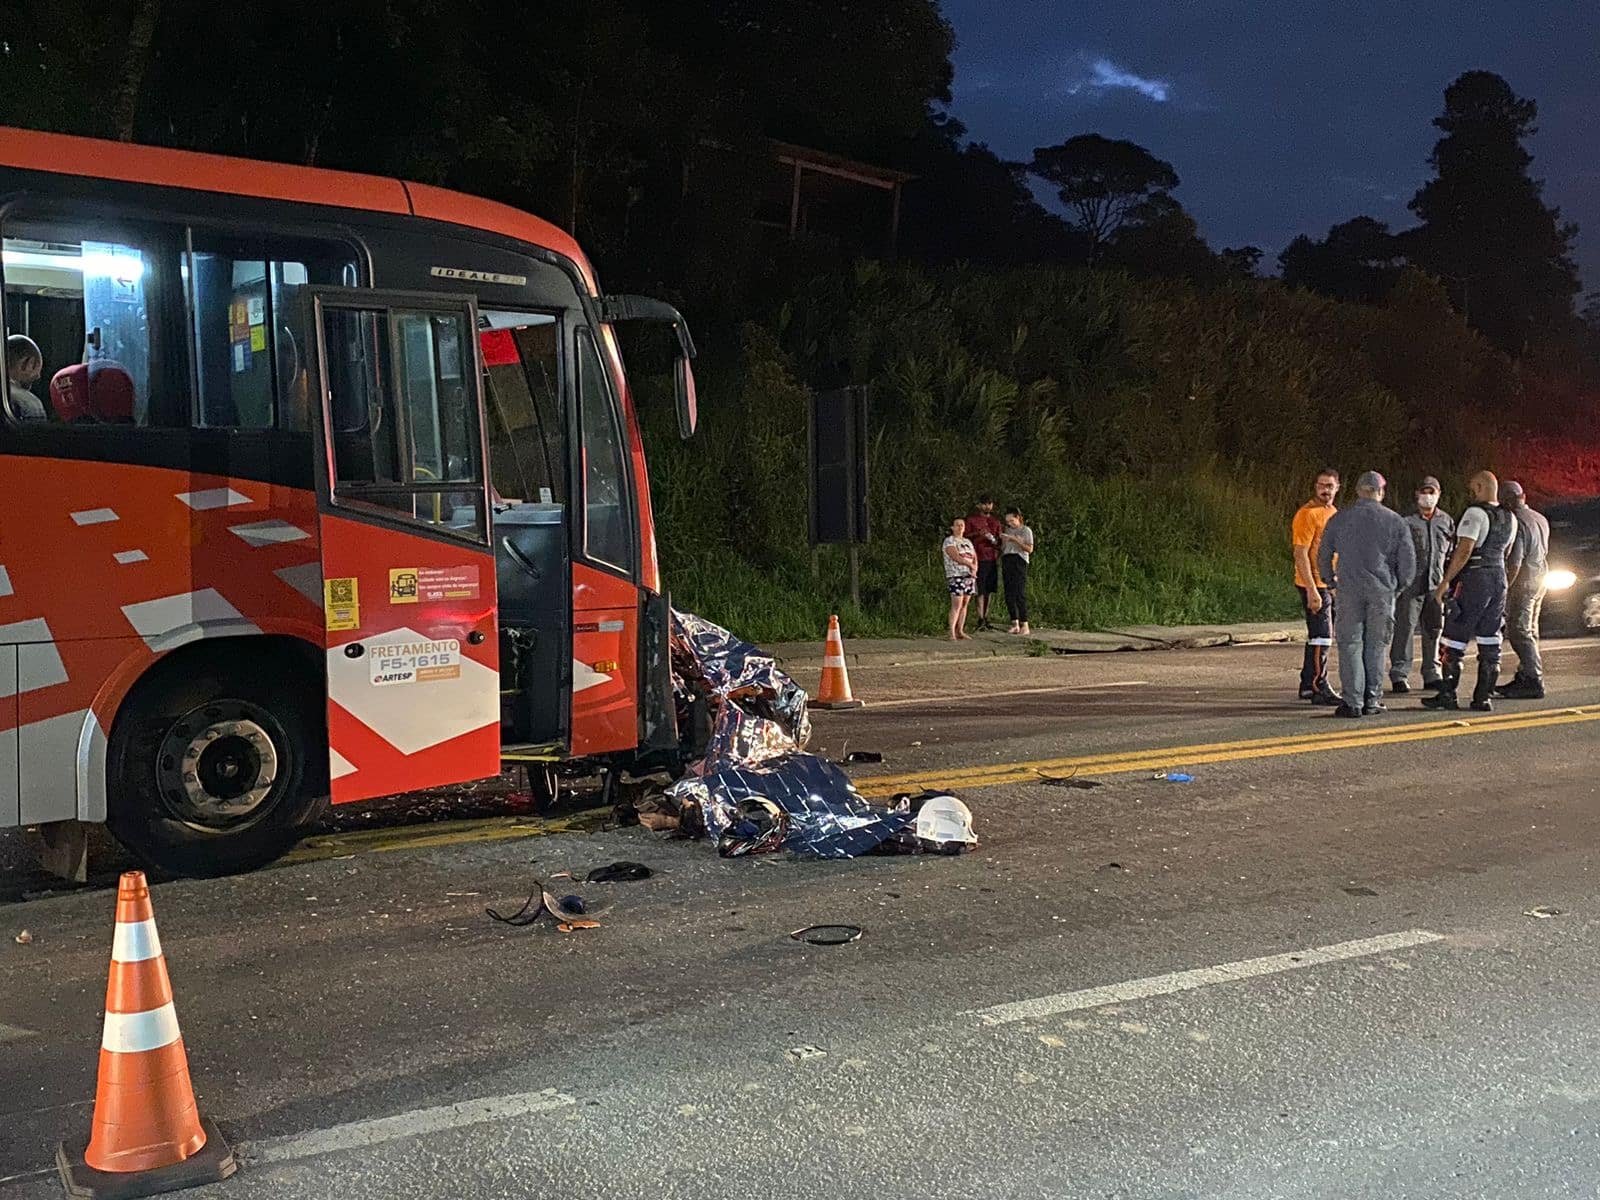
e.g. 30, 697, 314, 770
1307, 638, 1332, 647
102, 1002, 181, 1054
110, 918, 162, 963
1476, 635, 1503, 645
1441, 637, 1469, 651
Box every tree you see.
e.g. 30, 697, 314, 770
1278, 216, 1402, 303
1219, 246, 1264, 279
1028, 134, 1179, 262
900, 118, 1082, 265
1103, 193, 1220, 283
1408, 71, 1581, 354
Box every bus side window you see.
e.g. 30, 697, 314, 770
2, 222, 174, 427
575, 327, 633, 573
187, 239, 356, 431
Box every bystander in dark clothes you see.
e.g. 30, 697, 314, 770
1000, 507, 1035, 635
964, 496, 1003, 631
1318, 470, 1416, 718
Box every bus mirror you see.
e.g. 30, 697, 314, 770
599, 293, 699, 438
674, 354, 698, 439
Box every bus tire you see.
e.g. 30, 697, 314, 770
106, 649, 329, 878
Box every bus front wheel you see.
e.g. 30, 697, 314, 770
107, 649, 329, 878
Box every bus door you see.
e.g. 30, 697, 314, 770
309, 289, 501, 803
480, 311, 572, 751
568, 325, 642, 756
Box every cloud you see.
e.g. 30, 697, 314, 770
1066, 56, 1172, 103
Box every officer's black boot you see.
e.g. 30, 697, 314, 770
1498, 670, 1545, 699
1471, 656, 1498, 712
1421, 649, 1462, 710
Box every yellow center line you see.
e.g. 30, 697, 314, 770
853, 706, 1600, 798
280, 806, 613, 864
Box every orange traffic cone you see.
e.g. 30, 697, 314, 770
812, 614, 864, 710
57, 872, 236, 1199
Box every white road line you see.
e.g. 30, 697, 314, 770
969, 929, 1445, 1027
845, 681, 1150, 710
243, 1088, 577, 1165
0, 1166, 54, 1186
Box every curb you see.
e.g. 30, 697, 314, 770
773, 625, 1303, 670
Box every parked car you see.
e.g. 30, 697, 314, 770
1541, 498, 1600, 637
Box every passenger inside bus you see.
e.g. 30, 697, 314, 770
2, 231, 156, 424
4, 333, 46, 421
4, 222, 354, 431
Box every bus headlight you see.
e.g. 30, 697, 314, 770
1545, 568, 1578, 592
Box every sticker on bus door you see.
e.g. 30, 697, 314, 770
369, 636, 462, 686
318, 515, 500, 804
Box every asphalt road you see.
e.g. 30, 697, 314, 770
4, 639, 1600, 1198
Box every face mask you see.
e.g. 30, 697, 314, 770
1418, 493, 1438, 511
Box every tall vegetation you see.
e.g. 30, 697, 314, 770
643, 260, 1512, 640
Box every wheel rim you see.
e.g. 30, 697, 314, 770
154, 701, 284, 829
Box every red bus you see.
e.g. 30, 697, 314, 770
0, 127, 699, 877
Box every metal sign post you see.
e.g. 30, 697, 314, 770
808, 386, 870, 611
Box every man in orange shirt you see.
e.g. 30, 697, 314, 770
1292, 467, 1341, 703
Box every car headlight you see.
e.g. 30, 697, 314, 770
1545, 568, 1578, 592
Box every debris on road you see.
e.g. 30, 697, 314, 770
585, 861, 653, 883
1037, 770, 1104, 789
790, 924, 864, 945
487, 885, 601, 932
14, 929, 33, 945
1524, 905, 1564, 919
660, 611, 978, 860
1157, 771, 1195, 783
1343, 886, 1379, 897
786, 1045, 829, 1061
842, 750, 884, 764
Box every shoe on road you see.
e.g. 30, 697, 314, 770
1332, 703, 1364, 718
1497, 679, 1545, 700
1422, 679, 1444, 692
1470, 697, 1493, 712
1363, 703, 1387, 715
1389, 679, 1411, 694
1311, 690, 1342, 706
1421, 692, 1459, 710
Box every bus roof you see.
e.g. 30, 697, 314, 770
0, 126, 597, 293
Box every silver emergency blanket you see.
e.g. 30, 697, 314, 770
669, 609, 811, 765
667, 610, 967, 859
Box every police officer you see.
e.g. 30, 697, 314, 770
1389, 476, 1454, 694
1498, 480, 1550, 699
1422, 471, 1520, 712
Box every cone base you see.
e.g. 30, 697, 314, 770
58, 1117, 236, 1200
811, 698, 864, 709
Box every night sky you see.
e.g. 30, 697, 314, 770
942, 1, 1600, 292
